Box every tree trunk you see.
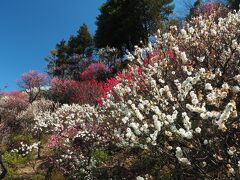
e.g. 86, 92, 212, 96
0, 151, 7, 179
37, 131, 41, 159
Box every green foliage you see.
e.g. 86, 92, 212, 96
12, 134, 34, 143
31, 173, 46, 180
186, 0, 202, 20
8, 133, 34, 150
93, 166, 131, 180
46, 24, 93, 79
3, 151, 33, 166
50, 170, 65, 180
228, 0, 239, 10
161, 18, 183, 32
4, 167, 16, 179
95, 0, 174, 50
131, 154, 168, 177
2, 151, 34, 179
159, 174, 174, 180
67, 24, 93, 57
92, 149, 109, 163
51, 24, 93, 58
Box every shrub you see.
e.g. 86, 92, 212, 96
80, 63, 112, 81
0, 91, 29, 111
99, 10, 240, 179
0, 91, 29, 136
50, 77, 118, 105
50, 78, 104, 105
33, 104, 112, 178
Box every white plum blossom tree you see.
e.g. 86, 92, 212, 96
98, 10, 240, 179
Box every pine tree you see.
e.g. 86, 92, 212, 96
228, 0, 239, 10
46, 24, 93, 80
76, 24, 93, 57
95, 0, 174, 51
186, 0, 202, 20
67, 24, 93, 56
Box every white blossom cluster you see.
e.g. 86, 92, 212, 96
129, 41, 155, 63
16, 98, 55, 124
33, 103, 110, 178
11, 141, 40, 156
20, 10, 240, 179
98, 10, 240, 178
98, 46, 121, 66
34, 103, 97, 132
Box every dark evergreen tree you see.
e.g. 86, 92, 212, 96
67, 24, 93, 57
46, 24, 93, 80
46, 40, 68, 78
186, 0, 202, 20
77, 24, 93, 57
95, 0, 174, 51
228, 0, 239, 10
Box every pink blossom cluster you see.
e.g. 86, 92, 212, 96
195, 2, 227, 17
50, 76, 119, 105
80, 62, 111, 80
18, 70, 47, 90
0, 91, 29, 111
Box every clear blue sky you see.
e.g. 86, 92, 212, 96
0, 0, 191, 91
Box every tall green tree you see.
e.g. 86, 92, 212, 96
67, 24, 93, 57
228, 0, 239, 10
46, 24, 93, 80
186, 0, 202, 20
46, 40, 68, 78
95, 0, 174, 51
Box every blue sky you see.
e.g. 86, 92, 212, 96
0, 0, 191, 91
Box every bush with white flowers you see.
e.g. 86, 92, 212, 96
33, 103, 111, 178
99, 10, 240, 179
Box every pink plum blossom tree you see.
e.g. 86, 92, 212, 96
18, 70, 48, 103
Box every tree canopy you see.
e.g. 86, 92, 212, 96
186, 0, 202, 20
95, 0, 174, 51
46, 24, 93, 80
68, 24, 93, 57
228, 0, 239, 10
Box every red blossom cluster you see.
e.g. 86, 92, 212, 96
80, 62, 111, 81
50, 77, 119, 105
